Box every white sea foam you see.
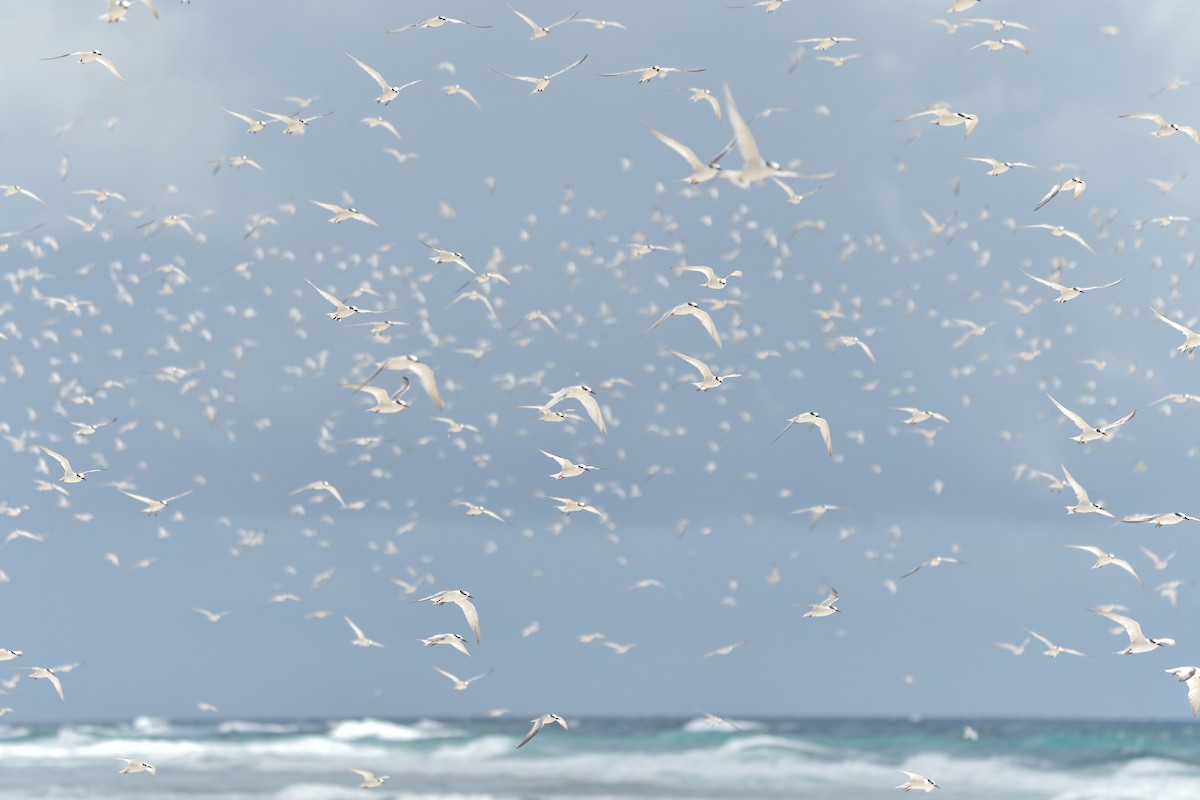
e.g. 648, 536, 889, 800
428, 735, 512, 761
329, 718, 451, 742
218, 720, 309, 735
680, 717, 766, 733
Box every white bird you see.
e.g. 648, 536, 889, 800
1121, 512, 1200, 527
116, 758, 156, 776
995, 638, 1030, 656
828, 336, 876, 363
42, 50, 128, 83
33, 443, 104, 483
1120, 112, 1200, 144
1064, 545, 1143, 586
254, 109, 333, 135
1020, 224, 1097, 255
966, 38, 1029, 54
1033, 177, 1086, 211
540, 450, 604, 480
309, 199, 379, 226
414, 589, 481, 643
509, 5, 578, 39
1150, 307, 1200, 353
664, 348, 740, 391
1155, 580, 1189, 610
965, 157, 1035, 176
901, 556, 961, 579
1089, 609, 1175, 654
1165, 667, 1200, 716
0, 649, 22, 661
671, 265, 743, 289
899, 104, 979, 139
517, 713, 568, 748
0, 185, 45, 204
191, 608, 230, 623
722, 84, 798, 187
644, 302, 722, 347
684, 87, 722, 123
1140, 546, 1177, 571
450, 499, 510, 525
772, 412, 832, 457
440, 84, 483, 110
1046, 394, 1136, 444
1061, 465, 1113, 517
645, 126, 722, 184
343, 378, 410, 414
359, 355, 443, 410
602, 65, 705, 83
1025, 629, 1087, 658
892, 407, 950, 425
1023, 270, 1119, 302
896, 770, 939, 793
345, 768, 389, 788
549, 496, 608, 520
790, 504, 841, 529
290, 480, 348, 509
346, 53, 422, 105
221, 107, 274, 133
306, 279, 377, 321
802, 587, 840, 618
389, 15, 491, 33
433, 665, 493, 691
117, 488, 193, 516
492, 54, 588, 94
796, 36, 859, 52
344, 615, 384, 647
420, 633, 471, 656
543, 384, 607, 435
703, 640, 747, 659
22, 666, 64, 702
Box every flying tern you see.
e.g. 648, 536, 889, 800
491, 54, 588, 94
964, 157, 1035, 176
1034, 177, 1087, 211
434, 665, 493, 691
346, 53, 422, 104
310, 199, 379, 226
1121, 512, 1200, 527
1025, 629, 1087, 658
899, 104, 979, 139
345, 768, 389, 788
1065, 546, 1142, 586
540, 450, 604, 479
671, 265, 742, 289
644, 301, 722, 347
722, 84, 798, 186
1089, 609, 1174, 654
1046, 394, 1136, 444
601, 65, 705, 83
1166, 667, 1200, 716
772, 412, 832, 456
22, 666, 64, 702
995, 638, 1030, 656
517, 713, 568, 748
420, 633, 471, 656
664, 348, 741, 391
358, 355, 443, 410
414, 589, 480, 643
344, 615, 384, 647
543, 385, 606, 434
896, 770, 939, 793
901, 556, 960, 579
117, 488, 193, 516
1061, 465, 1112, 516
389, 15, 491, 32
1020, 224, 1097, 254
509, 5, 578, 39
42, 50, 128, 83
966, 38, 1029, 53
802, 587, 840, 618
254, 109, 333, 134
116, 758, 156, 776
1150, 307, 1200, 352
1023, 271, 1119, 302
892, 407, 950, 425
1120, 113, 1200, 144
34, 444, 104, 483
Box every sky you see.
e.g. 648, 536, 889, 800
2, 0, 1200, 723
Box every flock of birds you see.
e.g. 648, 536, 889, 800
4, 0, 1200, 794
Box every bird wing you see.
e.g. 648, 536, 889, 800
664, 348, 714, 381
94, 54, 128, 83
509, 4, 541, 32
1112, 558, 1143, 586
1186, 674, 1200, 716
163, 490, 194, 504
1060, 465, 1090, 505
1152, 307, 1199, 337
673, 265, 717, 282
1097, 408, 1135, 433
46, 671, 65, 702
118, 489, 156, 506
1047, 394, 1091, 433
453, 595, 481, 643
347, 53, 390, 92
409, 362, 444, 410
305, 278, 343, 309
645, 126, 706, 170
1090, 609, 1143, 642
1065, 544, 1105, 558
682, 304, 722, 347
1061, 229, 1096, 254
540, 450, 573, 469
812, 416, 833, 456
550, 53, 588, 79
344, 615, 367, 640
517, 717, 544, 748
723, 84, 764, 168
1033, 181, 1063, 211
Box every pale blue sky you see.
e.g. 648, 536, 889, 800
2, 0, 1200, 723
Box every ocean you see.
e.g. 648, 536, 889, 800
0, 716, 1196, 799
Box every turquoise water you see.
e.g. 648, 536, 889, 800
1, 716, 1197, 798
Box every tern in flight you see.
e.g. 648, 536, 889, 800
645, 126, 722, 184
492, 54, 588, 94
434, 665, 494, 691
1025, 629, 1087, 658
42, 50, 128, 83
1064, 546, 1143, 586
389, 15, 490, 32
1061, 465, 1113, 517
1150, 307, 1200, 352
772, 412, 832, 456
1023, 271, 1119, 302
117, 488, 193, 516
509, 5, 579, 39
1033, 177, 1087, 211
1089, 609, 1175, 654
345, 768, 388, 788
664, 348, 741, 391
895, 770, 939, 793
344, 616, 384, 647
1046, 394, 1136, 444
1165, 667, 1200, 716
517, 713, 568, 748
34, 444, 104, 483
346, 53, 423, 105
414, 589, 481, 643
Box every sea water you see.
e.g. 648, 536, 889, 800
0, 716, 1197, 799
